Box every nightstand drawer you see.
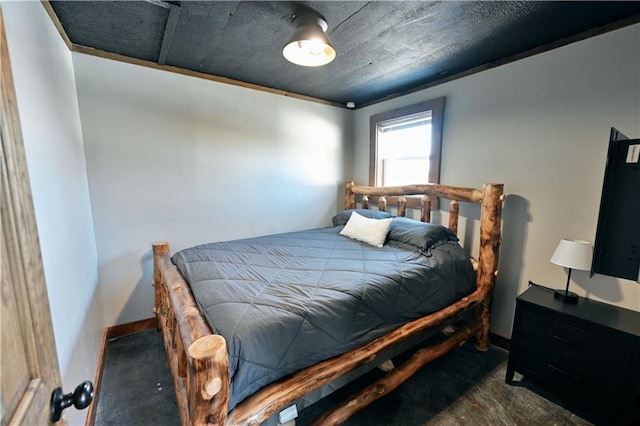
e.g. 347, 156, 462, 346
516, 308, 632, 396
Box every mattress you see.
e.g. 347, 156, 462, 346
172, 224, 475, 410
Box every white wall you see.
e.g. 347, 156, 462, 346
3, 2, 103, 425
354, 24, 640, 337
72, 54, 353, 326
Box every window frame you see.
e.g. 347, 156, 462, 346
369, 97, 445, 188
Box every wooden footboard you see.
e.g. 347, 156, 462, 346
152, 182, 503, 425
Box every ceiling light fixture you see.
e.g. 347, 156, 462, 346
283, 14, 336, 67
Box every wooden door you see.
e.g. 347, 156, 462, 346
1, 7, 64, 425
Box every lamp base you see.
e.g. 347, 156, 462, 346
553, 289, 579, 304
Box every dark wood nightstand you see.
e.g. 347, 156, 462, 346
506, 285, 640, 425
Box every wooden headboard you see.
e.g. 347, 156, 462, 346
344, 181, 504, 296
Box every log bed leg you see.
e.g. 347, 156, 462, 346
474, 297, 493, 351
474, 183, 504, 351
310, 321, 482, 426
187, 335, 229, 426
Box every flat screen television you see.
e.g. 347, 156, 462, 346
591, 127, 640, 282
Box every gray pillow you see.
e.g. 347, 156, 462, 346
332, 209, 392, 226
388, 216, 458, 251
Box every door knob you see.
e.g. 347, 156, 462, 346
50, 381, 94, 423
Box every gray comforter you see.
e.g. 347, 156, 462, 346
172, 226, 475, 410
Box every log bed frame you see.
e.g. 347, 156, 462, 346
152, 181, 504, 425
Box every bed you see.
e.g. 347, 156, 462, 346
152, 181, 504, 425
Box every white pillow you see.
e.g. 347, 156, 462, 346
340, 211, 392, 248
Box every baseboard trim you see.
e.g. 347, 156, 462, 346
85, 317, 157, 426
490, 332, 511, 350
105, 317, 157, 338
84, 331, 108, 426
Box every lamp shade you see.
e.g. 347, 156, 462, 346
550, 239, 593, 271
283, 14, 336, 67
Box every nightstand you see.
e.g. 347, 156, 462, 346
506, 285, 640, 425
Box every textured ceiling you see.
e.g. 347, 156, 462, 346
49, 1, 640, 108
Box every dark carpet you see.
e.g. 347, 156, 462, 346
95, 329, 595, 425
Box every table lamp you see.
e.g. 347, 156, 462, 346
550, 239, 593, 303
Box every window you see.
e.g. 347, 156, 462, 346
369, 97, 445, 188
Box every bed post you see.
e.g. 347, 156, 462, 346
188, 335, 229, 425
153, 242, 170, 330
475, 183, 504, 351
345, 181, 356, 209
